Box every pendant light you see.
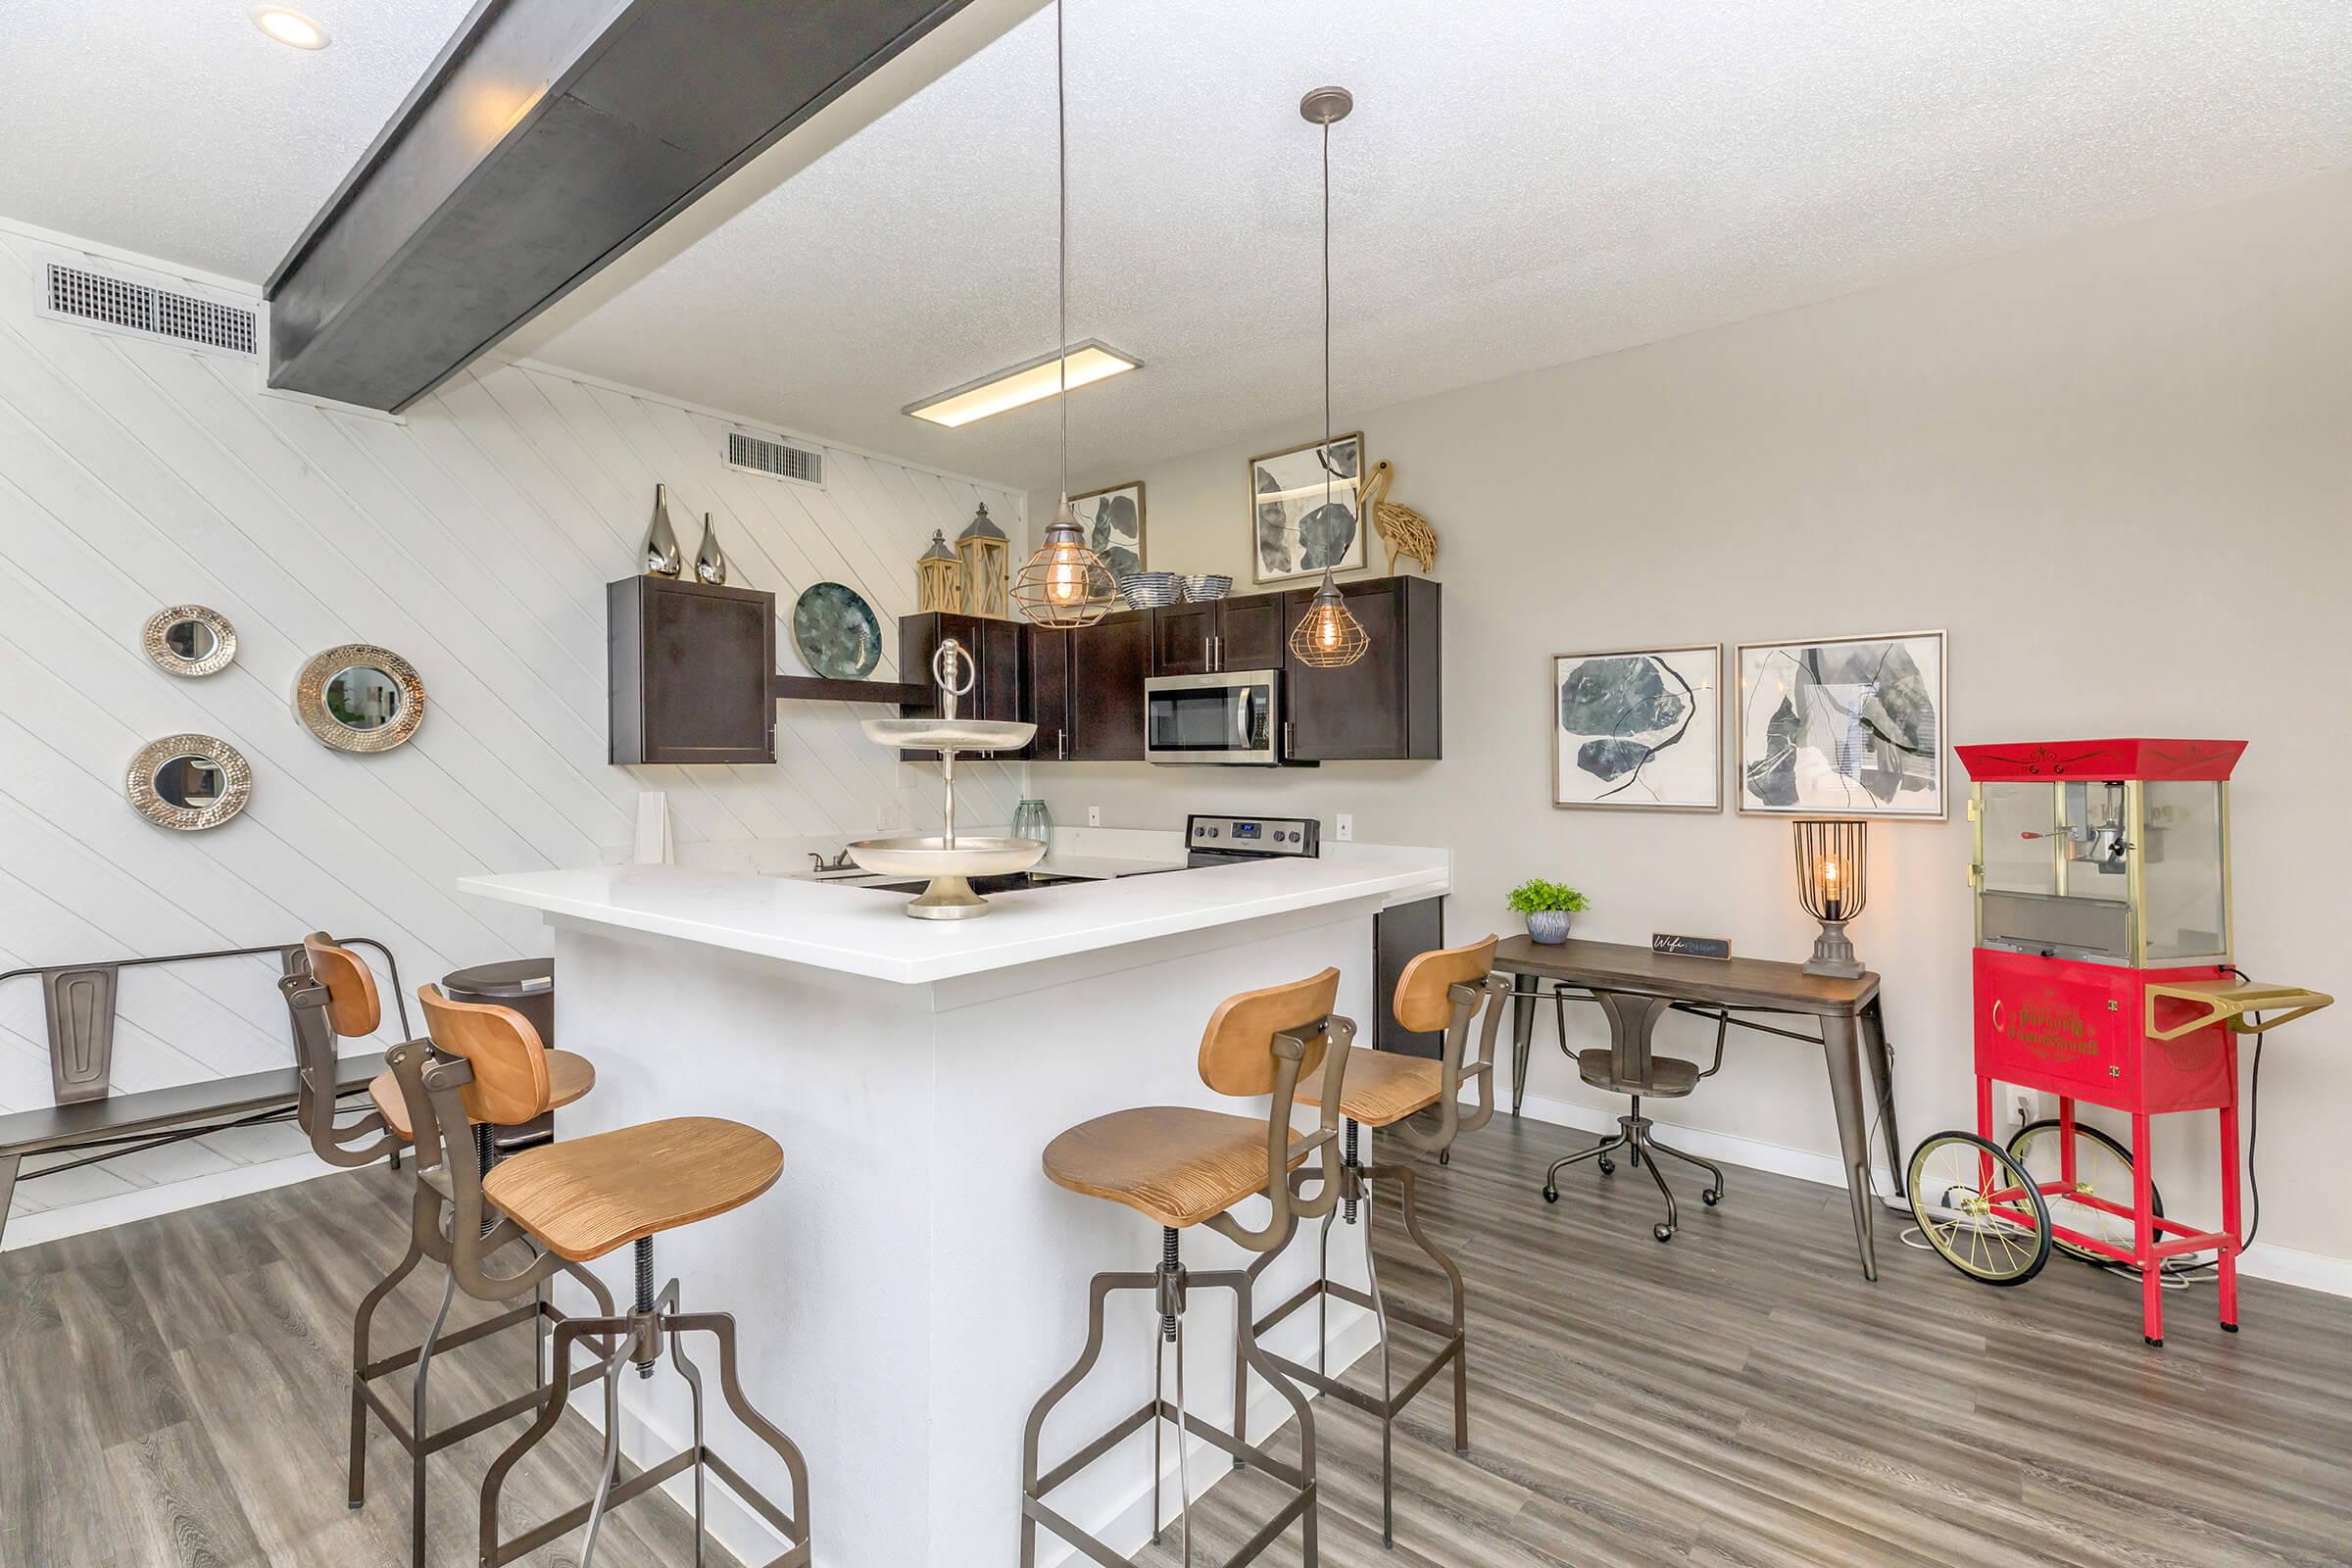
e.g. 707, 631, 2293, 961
1288, 86, 1369, 669
1014, 0, 1119, 628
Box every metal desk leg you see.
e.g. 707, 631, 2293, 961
1821, 1014, 1878, 1281
1858, 997, 1903, 1199
0, 1152, 18, 1249
1509, 973, 1538, 1115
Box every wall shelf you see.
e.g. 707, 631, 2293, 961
770, 673, 929, 706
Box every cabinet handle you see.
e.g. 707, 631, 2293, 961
1058, 729, 1068, 760
1283, 720, 1295, 760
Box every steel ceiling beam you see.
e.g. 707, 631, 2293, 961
266, 0, 979, 412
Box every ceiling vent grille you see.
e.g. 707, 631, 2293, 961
43, 262, 257, 357
726, 428, 823, 487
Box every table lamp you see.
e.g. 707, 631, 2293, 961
1794, 819, 1867, 978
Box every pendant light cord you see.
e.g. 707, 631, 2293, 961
1322, 115, 1332, 521
1056, 0, 1069, 508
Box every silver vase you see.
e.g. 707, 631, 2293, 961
644, 484, 684, 577
695, 514, 727, 586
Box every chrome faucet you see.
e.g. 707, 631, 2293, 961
808, 849, 857, 873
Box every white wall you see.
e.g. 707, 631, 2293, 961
1025, 173, 2352, 1275
0, 220, 1024, 1243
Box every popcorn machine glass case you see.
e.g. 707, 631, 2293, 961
1904, 738, 2332, 1348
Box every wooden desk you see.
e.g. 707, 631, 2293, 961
1493, 935, 1900, 1280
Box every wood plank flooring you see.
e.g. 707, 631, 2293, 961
3, 1118, 2346, 1566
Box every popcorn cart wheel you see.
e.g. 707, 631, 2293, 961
2008, 1118, 2162, 1266
1905, 1132, 2053, 1286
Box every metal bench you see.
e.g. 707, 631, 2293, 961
0, 938, 407, 1248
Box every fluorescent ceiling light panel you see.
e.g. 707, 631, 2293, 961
905, 340, 1140, 428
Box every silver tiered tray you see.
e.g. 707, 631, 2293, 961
848, 640, 1044, 919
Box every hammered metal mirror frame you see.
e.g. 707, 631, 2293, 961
142, 604, 237, 677
294, 644, 426, 754
126, 734, 254, 831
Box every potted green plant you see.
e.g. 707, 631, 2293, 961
1507, 878, 1589, 945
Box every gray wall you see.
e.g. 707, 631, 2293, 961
1026, 172, 2352, 1275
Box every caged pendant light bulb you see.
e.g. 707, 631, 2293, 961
1014, 0, 1119, 629
1288, 85, 1369, 669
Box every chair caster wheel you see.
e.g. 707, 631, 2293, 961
1597, 1157, 1615, 1175
2220, 1322, 2239, 1333
1701, 1189, 1722, 1205
1541, 1187, 1558, 1204
1439, 1149, 1451, 1167
2143, 1336, 2164, 1348
1653, 1224, 1674, 1243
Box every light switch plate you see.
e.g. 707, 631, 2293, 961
1087, 805, 1102, 826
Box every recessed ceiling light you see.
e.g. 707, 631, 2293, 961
905, 341, 1141, 428
253, 7, 330, 49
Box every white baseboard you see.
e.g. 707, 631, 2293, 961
2, 1151, 334, 1251
1508, 1093, 2352, 1298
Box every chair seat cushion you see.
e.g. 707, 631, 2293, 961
1298, 1048, 1443, 1129
1043, 1106, 1304, 1230
1575, 1049, 1698, 1098
481, 1117, 781, 1262
367, 1049, 596, 1143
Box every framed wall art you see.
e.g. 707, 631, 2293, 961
1249, 432, 1364, 584
1069, 481, 1145, 577
1552, 644, 1722, 811
1736, 629, 1946, 819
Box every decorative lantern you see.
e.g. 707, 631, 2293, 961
956, 502, 1010, 618
917, 529, 963, 613
1013, 497, 1118, 628
1792, 819, 1868, 977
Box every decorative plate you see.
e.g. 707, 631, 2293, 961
793, 581, 883, 680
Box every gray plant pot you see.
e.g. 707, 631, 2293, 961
1526, 909, 1573, 945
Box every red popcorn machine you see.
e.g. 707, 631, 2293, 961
1906, 739, 2331, 1346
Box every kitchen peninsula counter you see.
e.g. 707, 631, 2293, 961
458, 843, 1449, 1567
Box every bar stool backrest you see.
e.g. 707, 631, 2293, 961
1389, 934, 1510, 1154
1198, 966, 1340, 1096
416, 984, 551, 1127
303, 932, 382, 1038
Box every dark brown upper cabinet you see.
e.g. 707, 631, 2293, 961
1282, 576, 1442, 762
1150, 592, 1288, 676
1028, 611, 1150, 761
610, 576, 777, 764
897, 612, 1026, 761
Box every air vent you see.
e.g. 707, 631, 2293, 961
44, 262, 257, 357
726, 428, 823, 487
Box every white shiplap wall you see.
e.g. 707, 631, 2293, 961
0, 222, 1027, 1244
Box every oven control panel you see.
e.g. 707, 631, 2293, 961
1186, 814, 1320, 857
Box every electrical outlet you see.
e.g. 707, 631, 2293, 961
2011, 1090, 2034, 1128
1335, 813, 1353, 843
1087, 805, 1102, 827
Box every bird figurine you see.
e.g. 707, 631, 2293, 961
1358, 460, 1438, 574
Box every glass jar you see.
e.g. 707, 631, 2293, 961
1011, 798, 1052, 847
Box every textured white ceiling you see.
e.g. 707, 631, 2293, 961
0, 0, 484, 282
3, 3, 2347, 493
530, 0, 2352, 489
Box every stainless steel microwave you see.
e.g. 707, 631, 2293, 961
1144, 669, 1282, 765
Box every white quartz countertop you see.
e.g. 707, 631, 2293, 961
461, 845, 1449, 985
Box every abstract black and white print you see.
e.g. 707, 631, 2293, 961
1250, 433, 1365, 583
1736, 631, 1945, 818
1070, 482, 1145, 578
1551, 645, 1723, 810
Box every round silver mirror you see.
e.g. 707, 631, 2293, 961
142, 605, 237, 677
126, 734, 252, 831
296, 644, 425, 753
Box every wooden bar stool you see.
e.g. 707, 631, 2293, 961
1242, 936, 1506, 1547
391, 985, 811, 1568
282, 937, 600, 1568
1021, 968, 1354, 1568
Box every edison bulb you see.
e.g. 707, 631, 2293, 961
1317, 611, 1341, 650
1046, 545, 1085, 606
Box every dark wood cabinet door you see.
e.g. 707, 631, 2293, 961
1215, 594, 1289, 672
1283, 577, 1441, 761
610, 576, 776, 764
1151, 603, 1217, 676
899, 612, 1027, 760
1069, 611, 1151, 760
1025, 626, 1073, 760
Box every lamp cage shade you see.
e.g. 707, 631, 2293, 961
1793, 819, 1868, 923
1013, 506, 1119, 628
1288, 577, 1369, 667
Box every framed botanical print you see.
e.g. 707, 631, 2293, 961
1736, 629, 1947, 819
1249, 432, 1364, 584
1068, 481, 1145, 577
1552, 645, 1723, 811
